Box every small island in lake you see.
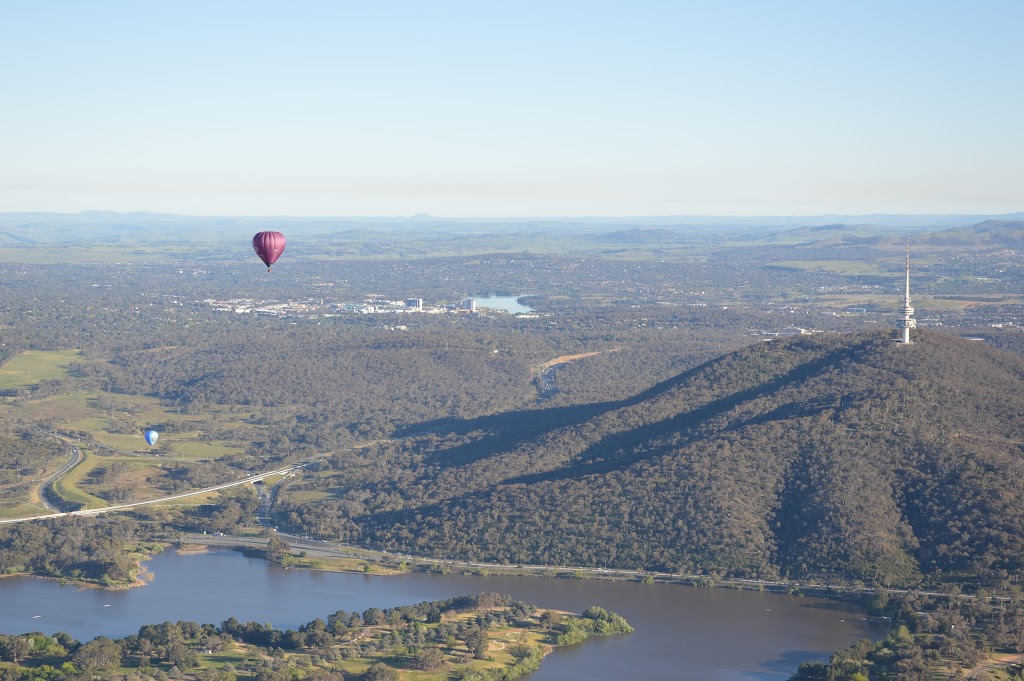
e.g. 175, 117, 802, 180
0, 593, 633, 681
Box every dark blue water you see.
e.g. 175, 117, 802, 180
0, 550, 884, 681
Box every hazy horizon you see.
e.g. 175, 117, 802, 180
3, 209, 1023, 222
3, 2, 1023, 217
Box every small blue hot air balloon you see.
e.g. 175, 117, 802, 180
144, 430, 159, 446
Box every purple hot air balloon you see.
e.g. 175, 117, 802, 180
252, 231, 286, 271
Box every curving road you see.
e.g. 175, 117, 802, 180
3, 442, 990, 616
36, 444, 84, 512
0, 462, 311, 526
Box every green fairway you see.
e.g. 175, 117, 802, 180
0, 350, 82, 390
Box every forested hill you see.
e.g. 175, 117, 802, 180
289, 330, 1024, 587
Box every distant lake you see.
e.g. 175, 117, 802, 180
0, 549, 884, 681
472, 295, 534, 313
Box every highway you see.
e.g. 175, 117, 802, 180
176, 530, 967, 612
36, 444, 84, 512
2, 444, 978, 609
179, 529, 791, 587
0, 462, 310, 526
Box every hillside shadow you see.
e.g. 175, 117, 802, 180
500, 338, 869, 486
365, 337, 901, 537
399, 357, 725, 469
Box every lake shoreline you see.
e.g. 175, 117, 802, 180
0, 588, 634, 681
0, 547, 887, 681
179, 532, 883, 606
4, 530, 883, 609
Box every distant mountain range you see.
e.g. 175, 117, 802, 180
352, 330, 1024, 587
0, 210, 1022, 244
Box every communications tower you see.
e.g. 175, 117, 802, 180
895, 238, 916, 344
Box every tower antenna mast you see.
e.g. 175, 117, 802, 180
896, 237, 916, 344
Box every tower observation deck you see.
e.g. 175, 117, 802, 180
896, 238, 916, 344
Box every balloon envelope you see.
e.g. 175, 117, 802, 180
252, 231, 286, 269
144, 430, 159, 446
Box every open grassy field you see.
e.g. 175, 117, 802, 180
0, 385, 272, 511
0, 350, 322, 520
171, 440, 248, 460
0, 349, 81, 390
89, 431, 246, 460
0, 503, 50, 520
4, 392, 100, 421
192, 650, 248, 670
282, 553, 388, 574
60, 451, 241, 508
91, 431, 161, 451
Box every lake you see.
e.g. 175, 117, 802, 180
472, 295, 534, 313
0, 550, 884, 681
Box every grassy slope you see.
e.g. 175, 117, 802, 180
0, 349, 81, 390
0, 351, 268, 513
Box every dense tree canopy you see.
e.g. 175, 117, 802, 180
0, 518, 140, 586
280, 331, 1024, 586
5, 224, 1024, 591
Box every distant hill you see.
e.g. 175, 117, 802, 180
917, 220, 1024, 249
592, 228, 686, 243
0, 211, 1021, 244
313, 330, 1024, 587
753, 218, 1024, 249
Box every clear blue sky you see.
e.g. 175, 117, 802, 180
2, 1, 1021, 217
